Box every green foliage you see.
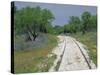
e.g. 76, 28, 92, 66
14, 34, 58, 73
39, 8, 54, 33
61, 16, 81, 34
62, 11, 97, 34
54, 25, 64, 34
63, 24, 71, 33
14, 6, 55, 41
89, 15, 97, 31
81, 12, 91, 34
72, 31, 97, 65
68, 16, 81, 33
46, 24, 55, 34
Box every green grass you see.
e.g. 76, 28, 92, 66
72, 31, 97, 65
14, 34, 58, 73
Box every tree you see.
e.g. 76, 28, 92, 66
14, 6, 55, 41
54, 25, 64, 34
68, 16, 81, 33
14, 7, 42, 41
63, 24, 71, 33
89, 15, 97, 31
81, 12, 91, 34
62, 11, 96, 35
39, 9, 54, 33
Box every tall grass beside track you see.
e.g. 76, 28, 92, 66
14, 34, 58, 73
72, 31, 97, 66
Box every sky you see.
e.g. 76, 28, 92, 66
14, 1, 97, 26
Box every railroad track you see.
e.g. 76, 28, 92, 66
58, 36, 96, 71
72, 39, 92, 69
55, 36, 66, 71
49, 35, 96, 71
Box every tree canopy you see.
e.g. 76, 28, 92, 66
14, 5, 97, 37
14, 6, 55, 41
56, 11, 97, 34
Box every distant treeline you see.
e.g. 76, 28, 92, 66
54, 12, 97, 34
13, 4, 97, 41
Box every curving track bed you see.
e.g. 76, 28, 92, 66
49, 35, 96, 71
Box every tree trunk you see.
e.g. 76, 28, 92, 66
26, 24, 38, 41
26, 25, 35, 42
27, 30, 34, 41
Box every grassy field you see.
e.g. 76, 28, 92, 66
72, 31, 97, 66
14, 34, 58, 73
